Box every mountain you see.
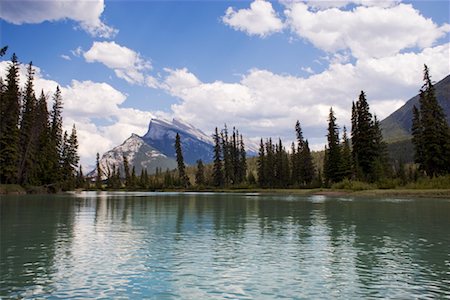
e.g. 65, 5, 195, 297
91, 118, 259, 178
381, 74, 450, 163
142, 118, 214, 165
381, 74, 450, 143
91, 134, 177, 178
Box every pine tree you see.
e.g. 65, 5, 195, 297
265, 138, 275, 187
76, 165, 85, 189
412, 65, 450, 176
95, 152, 102, 189
195, 159, 205, 186
49, 86, 64, 183
130, 166, 137, 189
339, 126, 352, 180
0, 54, 21, 183
257, 138, 266, 187
175, 132, 190, 187
221, 125, 232, 185
351, 91, 381, 181
411, 105, 423, 167
123, 155, 131, 188
33, 90, 52, 185
212, 127, 223, 187
372, 115, 389, 180
300, 140, 315, 186
324, 107, 342, 184
290, 142, 298, 185
294, 120, 305, 184
60, 125, 79, 190
18, 62, 38, 184
238, 134, 247, 184
0, 46, 7, 57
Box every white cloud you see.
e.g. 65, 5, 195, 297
84, 41, 157, 86
301, 66, 314, 74
60, 54, 71, 61
163, 43, 449, 148
71, 47, 83, 57
222, 0, 284, 37
0, 0, 117, 38
285, 3, 450, 59
303, 0, 401, 10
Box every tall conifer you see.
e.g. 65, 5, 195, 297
324, 108, 342, 184
212, 127, 223, 187
175, 132, 190, 187
412, 65, 450, 176
0, 54, 20, 183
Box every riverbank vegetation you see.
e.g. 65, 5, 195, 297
0, 50, 81, 192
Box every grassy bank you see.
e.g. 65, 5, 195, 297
0, 184, 26, 195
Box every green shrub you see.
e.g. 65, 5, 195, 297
404, 175, 450, 189
331, 179, 375, 191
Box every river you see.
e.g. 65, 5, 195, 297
1, 192, 449, 299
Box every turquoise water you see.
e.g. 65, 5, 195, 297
1, 192, 449, 299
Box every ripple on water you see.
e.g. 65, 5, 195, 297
1, 193, 450, 299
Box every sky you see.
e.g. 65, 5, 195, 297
1, 0, 449, 169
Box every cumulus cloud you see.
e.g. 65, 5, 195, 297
163, 43, 449, 149
0, 61, 160, 170
0, 0, 117, 38
285, 2, 450, 59
222, 0, 284, 37
303, 0, 401, 10
84, 41, 158, 86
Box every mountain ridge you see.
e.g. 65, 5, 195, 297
380, 74, 450, 143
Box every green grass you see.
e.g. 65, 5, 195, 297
0, 184, 26, 195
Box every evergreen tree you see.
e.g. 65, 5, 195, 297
33, 91, 52, 185
130, 166, 137, 189
324, 107, 342, 184
372, 115, 390, 179
175, 132, 190, 187
294, 120, 305, 185
195, 159, 205, 186
95, 152, 102, 189
299, 140, 315, 186
238, 134, 247, 184
76, 165, 85, 189
49, 86, 64, 183
351, 91, 383, 181
123, 155, 131, 187
257, 138, 266, 187
60, 125, 79, 190
290, 142, 298, 185
265, 138, 275, 187
411, 105, 423, 167
212, 127, 223, 187
411, 65, 450, 176
18, 62, 38, 184
221, 125, 232, 185
0, 54, 20, 183
339, 126, 352, 180
0, 46, 7, 57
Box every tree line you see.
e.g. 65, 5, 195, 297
94, 65, 448, 191
0, 51, 80, 191
94, 124, 248, 190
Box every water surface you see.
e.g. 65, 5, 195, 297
1, 192, 449, 299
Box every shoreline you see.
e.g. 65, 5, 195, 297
2, 184, 449, 198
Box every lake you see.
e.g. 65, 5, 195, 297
1, 192, 449, 299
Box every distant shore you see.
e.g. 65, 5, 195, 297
2, 184, 449, 198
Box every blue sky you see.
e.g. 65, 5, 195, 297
1, 0, 449, 168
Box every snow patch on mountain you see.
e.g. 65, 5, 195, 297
90, 134, 176, 178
